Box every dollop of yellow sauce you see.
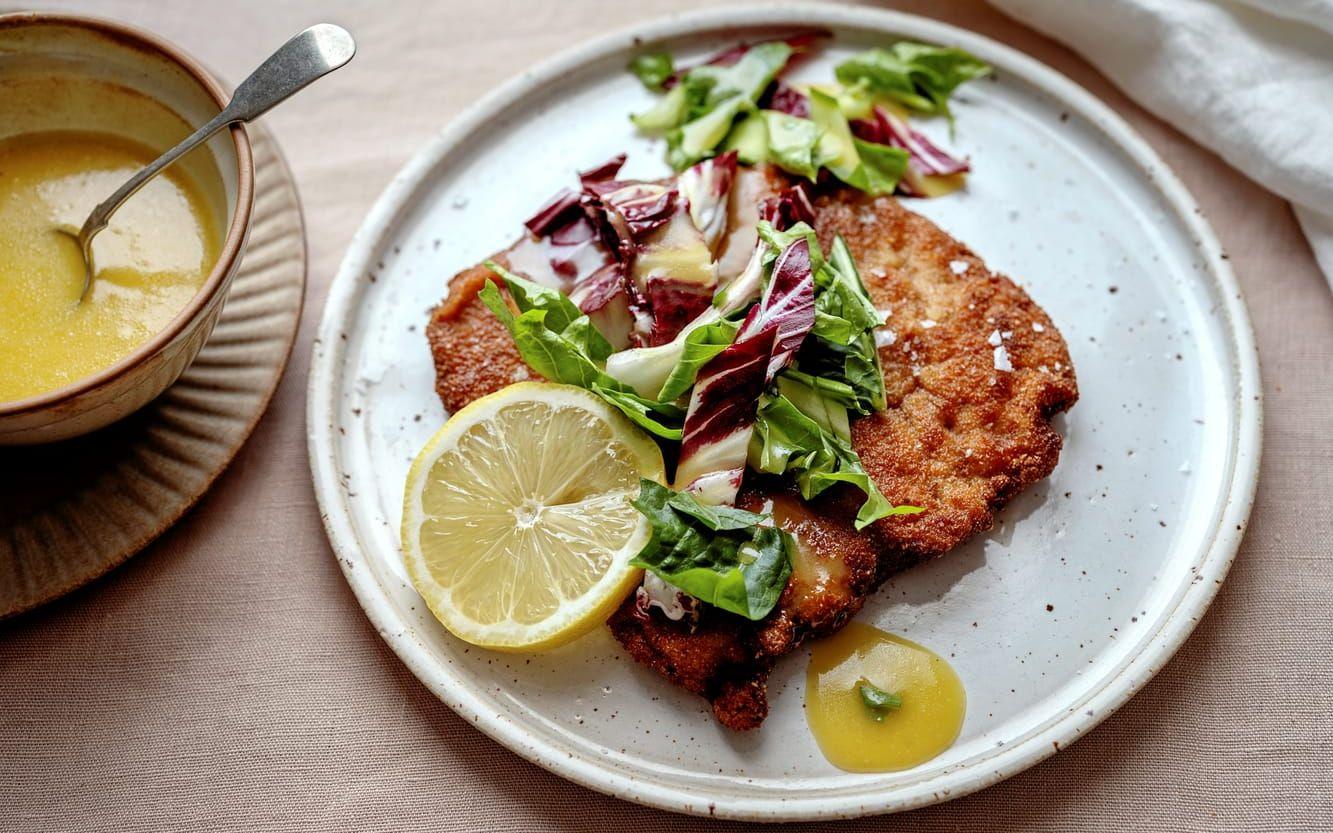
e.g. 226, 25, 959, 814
0, 127, 219, 403
806, 621, 966, 772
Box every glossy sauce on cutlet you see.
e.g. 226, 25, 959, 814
769, 494, 851, 609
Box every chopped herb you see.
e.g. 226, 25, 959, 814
628, 52, 675, 91
857, 678, 903, 719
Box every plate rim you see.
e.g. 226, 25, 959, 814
307, 4, 1262, 820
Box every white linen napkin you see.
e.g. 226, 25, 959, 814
990, 0, 1333, 289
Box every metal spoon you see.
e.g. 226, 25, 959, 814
68, 23, 356, 302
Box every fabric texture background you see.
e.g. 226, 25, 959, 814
990, 0, 1333, 288
2, 2, 1330, 831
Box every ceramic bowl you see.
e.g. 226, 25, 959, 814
0, 13, 254, 445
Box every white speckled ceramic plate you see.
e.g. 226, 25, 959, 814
308, 5, 1260, 821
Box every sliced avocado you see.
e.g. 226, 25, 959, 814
809, 81, 874, 121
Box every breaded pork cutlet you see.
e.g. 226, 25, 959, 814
426, 166, 1077, 730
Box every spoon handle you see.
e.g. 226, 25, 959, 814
76, 24, 355, 244
223, 23, 356, 123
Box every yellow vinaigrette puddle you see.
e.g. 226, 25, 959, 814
0, 129, 219, 402
806, 621, 966, 772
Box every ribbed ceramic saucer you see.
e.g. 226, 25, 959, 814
0, 123, 306, 619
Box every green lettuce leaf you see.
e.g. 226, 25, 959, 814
812, 238, 882, 339
852, 138, 910, 195
808, 88, 907, 195
686, 41, 793, 111
479, 263, 682, 440
636, 41, 794, 170
722, 111, 770, 165
775, 369, 855, 440
498, 264, 614, 361
751, 227, 886, 414
628, 52, 675, 91
794, 332, 886, 416
798, 234, 887, 413
756, 219, 821, 270
761, 110, 822, 181
630, 479, 793, 620
657, 318, 739, 402
631, 83, 692, 132
749, 383, 921, 529
834, 42, 991, 120
591, 385, 685, 440
809, 88, 861, 184
666, 96, 752, 170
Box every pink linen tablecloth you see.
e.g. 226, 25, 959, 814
2, 2, 1331, 830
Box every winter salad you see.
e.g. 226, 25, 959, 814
401, 29, 1078, 768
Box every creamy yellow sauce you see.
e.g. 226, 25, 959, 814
806, 621, 966, 772
0, 129, 219, 402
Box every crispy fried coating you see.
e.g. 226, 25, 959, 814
427, 258, 536, 411
424, 172, 1077, 730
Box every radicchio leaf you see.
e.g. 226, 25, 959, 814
517, 154, 634, 286
759, 183, 817, 230
603, 235, 767, 401
578, 153, 628, 186
673, 323, 777, 504
569, 262, 634, 350
766, 82, 810, 117
674, 237, 816, 503
633, 571, 699, 624
523, 188, 584, 238
852, 105, 969, 196
548, 215, 596, 246
745, 237, 817, 381
678, 151, 738, 254
645, 278, 715, 347
587, 181, 678, 241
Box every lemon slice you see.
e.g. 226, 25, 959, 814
401, 382, 664, 651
